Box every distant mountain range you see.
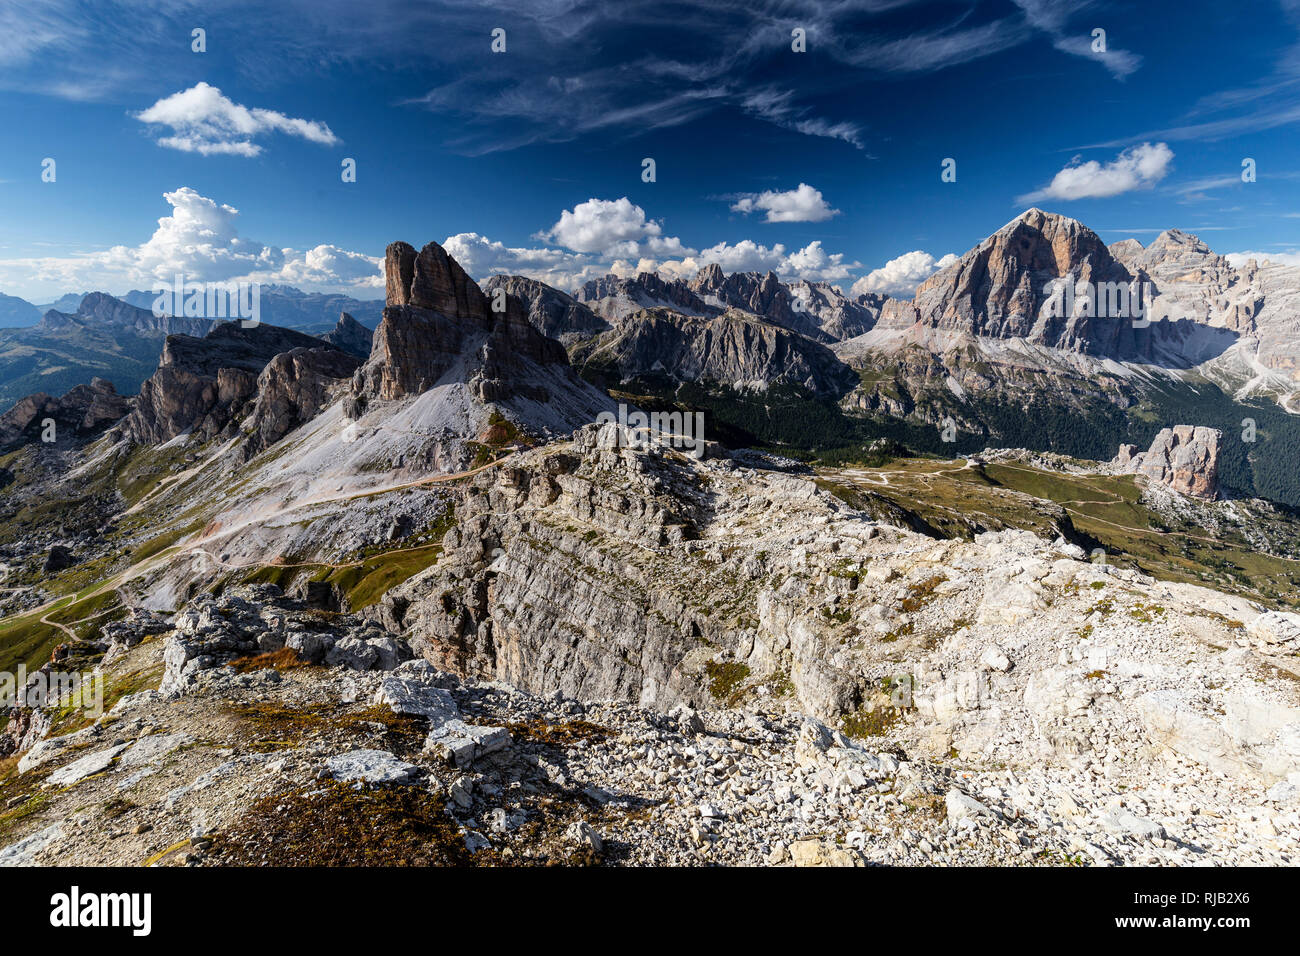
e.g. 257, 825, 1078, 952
0, 292, 42, 328
5, 211, 1300, 503
0, 290, 376, 412
506, 209, 1300, 505
0, 285, 384, 334
0, 294, 215, 412
117, 285, 384, 335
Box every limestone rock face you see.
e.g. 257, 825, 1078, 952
911, 208, 1149, 357
577, 271, 713, 322
0, 377, 128, 451
573, 265, 880, 344
351, 240, 600, 420
353, 303, 477, 402
690, 266, 881, 343
321, 312, 374, 359
1114, 425, 1222, 498
481, 275, 610, 346
1111, 229, 1261, 333
245, 347, 361, 454
124, 323, 343, 445
570, 308, 857, 397
386, 240, 489, 321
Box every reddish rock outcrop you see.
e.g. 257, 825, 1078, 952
1114, 425, 1223, 499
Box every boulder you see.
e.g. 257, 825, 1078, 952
45, 744, 128, 787
424, 720, 510, 767
789, 839, 866, 867
326, 749, 420, 785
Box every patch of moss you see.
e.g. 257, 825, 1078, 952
102, 797, 136, 819
820, 606, 852, 624
704, 660, 751, 704
208, 780, 473, 866
47, 663, 163, 738
900, 574, 948, 613
229, 647, 309, 674
767, 670, 795, 697
1128, 602, 1165, 624
841, 705, 902, 738
0, 754, 52, 839
1086, 597, 1115, 618
881, 620, 915, 643
226, 701, 425, 753
504, 718, 611, 747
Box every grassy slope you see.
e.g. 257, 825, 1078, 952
0, 438, 202, 673
600, 363, 1300, 507
823, 457, 1300, 610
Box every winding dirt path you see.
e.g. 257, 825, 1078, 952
9, 452, 520, 639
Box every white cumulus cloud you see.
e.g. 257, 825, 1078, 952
0, 187, 379, 299
130, 187, 283, 280
730, 183, 839, 223
851, 250, 958, 298
645, 239, 858, 285
443, 232, 611, 290
136, 82, 340, 156
1226, 249, 1300, 268
1018, 142, 1173, 204
537, 197, 692, 258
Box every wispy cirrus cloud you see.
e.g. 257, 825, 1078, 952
1011, 0, 1143, 78
1089, 2, 1300, 146
0, 0, 1147, 157
393, 0, 1146, 154
738, 89, 865, 150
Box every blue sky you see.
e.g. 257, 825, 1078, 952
0, 0, 1298, 302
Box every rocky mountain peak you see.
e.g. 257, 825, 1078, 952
123, 323, 347, 445
1149, 227, 1207, 253
321, 311, 374, 359
245, 346, 362, 455
37, 291, 214, 338
1136, 228, 1229, 277
694, 262, 725, 286
385, 240, 490, 322
1107, 238, 1146, 271
909, 207, 1139, 353
352, 241, 608, 434
481, 275, 610, 346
